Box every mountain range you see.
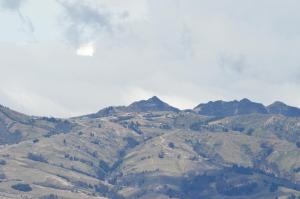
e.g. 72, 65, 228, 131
0, 97, 300, 198
194, 98, 300, 118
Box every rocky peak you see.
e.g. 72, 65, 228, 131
194, 99, 267, 117
126, 96, 179, 112
267, 101, 300, 117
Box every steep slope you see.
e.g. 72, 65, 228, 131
0, 105, 74, 145
267, 101, 300, 117
194, 99, 268, 117
1, 99, 300, 198
0, 116, 140, 199
1, 110, 300, 198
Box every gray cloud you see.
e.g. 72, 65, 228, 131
17, 10, 35, 34
1, 0, 35, 40
1, 0, 24, 10
218, 54, 246, 75
1, 0, 300, 117
57, 0, 113, 47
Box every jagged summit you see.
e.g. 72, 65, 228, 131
240, 98, 251, 103
126, 96, 179, 112
267, 101, 300, 117
89, 96, 179, 118
194, 98, 267, 117
147, 96, 161, 102
85, 97, 300, 119
88, 106, 126, 118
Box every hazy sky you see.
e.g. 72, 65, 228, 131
1, 0, 300, 117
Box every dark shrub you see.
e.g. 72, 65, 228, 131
27, 153, 48, 163
293, 167, 300, 173
128, 121, 143, 135
11, 183, 32, 192
33, 138, 39, 143
124, 137, 139, 148
92, 151, 98, 158
190, 122, 204, 131
232, 125, 245, 132
168, 142, 175, 149
158, 151, 165, 158
99, 160, 110, 173
96, 169, 106, 180
159, 124, 171, 130
182, 174, 215, 193
42, 117, 58, 123
55, 120, 72, 133
0, 159, 6, 165
216, 180, 258, 196
246, 128, 255, 135
91, 139, 101, 145
0, 173, 6, 179
46, 120, 72, 137
269, 183, 278, 192
96, 160, 111, 180
287, 194, 296, 199
40, 194, 59, 199
231, 164, 253, 175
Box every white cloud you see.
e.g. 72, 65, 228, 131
76, 42, 94, 56
1, 0, 300, 117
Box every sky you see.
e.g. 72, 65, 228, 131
1, 0, 300, 117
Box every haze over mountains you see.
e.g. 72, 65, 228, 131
1, 97, 300, 198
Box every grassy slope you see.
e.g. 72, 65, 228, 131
0, 111, 300, 198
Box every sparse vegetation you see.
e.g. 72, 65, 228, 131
0, 173, 6, 179
27, 153, 48, 163
127, 121, 143, 134
246, 128, 255, 135
33, 138, 39, 143
168, 142, 175, 149
0, 159, 6, 165
1, 98, 300, 198
158, 151, 165, 158
39, 194, 60, 199
91, 139, 101, 145
11, 183, 32, 192
124, 137, 139, 148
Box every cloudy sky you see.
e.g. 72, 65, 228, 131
0, 0, 300, 117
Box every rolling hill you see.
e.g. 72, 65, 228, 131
0, 97, 300, 199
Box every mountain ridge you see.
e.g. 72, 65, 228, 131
1, 97, 300, 198
194, 98, 300, 118
2, 96, 300, 119
87, 96, 179, 118
267, 101, 300, 117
